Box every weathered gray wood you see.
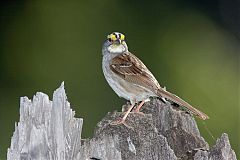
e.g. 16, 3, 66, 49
7, 83, 237, 160
209, 133, 237, 160
7, 82, 83, 160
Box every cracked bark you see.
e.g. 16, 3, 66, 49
7, 83, 237, 160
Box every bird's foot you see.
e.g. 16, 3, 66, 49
110, 118, 133, 129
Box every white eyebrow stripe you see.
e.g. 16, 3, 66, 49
116, 33, 120, 39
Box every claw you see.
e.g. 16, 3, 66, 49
110, 119, 133, 129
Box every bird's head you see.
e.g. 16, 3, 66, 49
102, 32, 128, 55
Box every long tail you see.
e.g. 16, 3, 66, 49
157, 88, 209, 120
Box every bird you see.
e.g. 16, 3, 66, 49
102, 32, 209, 125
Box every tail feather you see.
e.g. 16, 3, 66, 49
157, 89, 209, 120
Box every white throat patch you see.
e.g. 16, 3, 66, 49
107, 44, 125, 53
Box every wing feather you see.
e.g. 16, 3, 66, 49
110, 52, 160, 92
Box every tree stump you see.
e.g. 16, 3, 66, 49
7, 83, 237, 160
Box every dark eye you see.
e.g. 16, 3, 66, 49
108, 38, 112, 42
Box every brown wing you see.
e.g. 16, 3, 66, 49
110, 52, 160, 92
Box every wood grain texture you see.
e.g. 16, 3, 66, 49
7, 83, 237, 160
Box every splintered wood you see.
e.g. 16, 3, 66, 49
7, 83, 237, 160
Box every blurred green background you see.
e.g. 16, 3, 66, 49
0, 0, 239, 159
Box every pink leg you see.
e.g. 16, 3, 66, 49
111, 103, 135, 126
122, 103, 135, 122
134, 101, 145, 113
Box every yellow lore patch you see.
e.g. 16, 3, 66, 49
120, 34, 125, 41
107, 32, 125, 42
108, 34, 117, 41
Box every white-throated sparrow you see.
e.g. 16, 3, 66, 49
102, 32, 209, 125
